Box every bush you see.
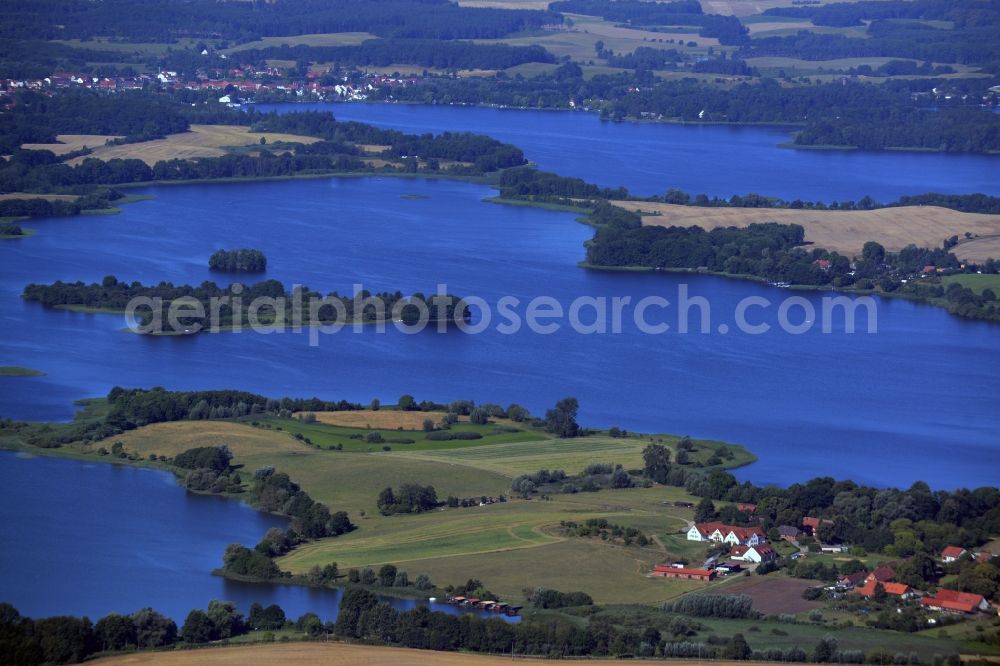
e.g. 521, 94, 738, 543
425, 431, 482, 441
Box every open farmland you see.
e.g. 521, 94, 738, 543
91, 417, 740, 605
20, 134, 122, 155
612, 200, 1000, 261
90, 642, 780, 665
59, 125, 320, 166
706, 575, 821, 615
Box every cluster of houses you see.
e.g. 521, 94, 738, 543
444, 596, 521, 616
670, 516, 996, 617
0, 67, 416, 107
653, 520, 782, 582
832, 547, 997, 615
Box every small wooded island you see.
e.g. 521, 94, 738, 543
21, 277, 468, 334
209, 248, 267, 273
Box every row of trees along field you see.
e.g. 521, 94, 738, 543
0, 0, 559, 42
0, 588, 973, 665
235, 39, 555, 71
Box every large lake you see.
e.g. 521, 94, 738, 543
0, 450, 516, 622
258, 102, 1000, 200
2, 106, 998, 622
1, 175, 998, 489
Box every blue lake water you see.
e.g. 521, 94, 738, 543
2, 107, 998, 621
1, 176, 998, 490
0, 450, 516, 622
258, 102, 1000, 200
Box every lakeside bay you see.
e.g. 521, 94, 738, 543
258, 102, 1000, 200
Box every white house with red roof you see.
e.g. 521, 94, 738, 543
729, 544, 777, 563
921, 589, 990, 614
940, 546, 968, 563
687, 522, 766, 546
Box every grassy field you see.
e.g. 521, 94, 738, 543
278, 485, 706, 603
50, 125, 320, 166
85, 417, 745, 605
942, 273, 1000, 294
612, 200, 1000, 261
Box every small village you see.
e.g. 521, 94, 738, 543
650, 511, 998, 622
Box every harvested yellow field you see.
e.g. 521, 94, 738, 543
612, 200, 1000, 261
954, 236, 1000, 263
311, 409, 464, 429
67, 125, 320, 166
92, 421, 299, 459
21, 134, 122, 154
94, 642, 759, 665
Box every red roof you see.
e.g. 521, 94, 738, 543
941, 546, 967, 559
866, 564, 896, 582
921, 589, 986, 614
737, 503, 757, 512
731, 545, 750, 557
653, 565, 714, 577
854, 580, 910, 597
802, 516, 832, 531
838, 571, 868, 586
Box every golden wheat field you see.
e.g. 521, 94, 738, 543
48, 125, 320, 166
91, 641, 790, 665
611, 200, 1000, 262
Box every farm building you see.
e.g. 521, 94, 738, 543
652, 565, 716, 581
778, 525, 803, 541
921, 589, 990, 614
853, 580, 913, 599
941, 546, 968, 563
730, 544, 778, 563
687, 522, 766, 546
837, 571, 868, 589
865, 564, 896, 584
802, 516, 833, 535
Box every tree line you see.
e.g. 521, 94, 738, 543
236, 39, 555, 71
375, 74, 999, 153
0, 0, 560, 43
549, 0, 749, 45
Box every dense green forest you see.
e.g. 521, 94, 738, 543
793, 108, 1000, 152
550, 0, 749, 45
22, 276, 468, 333
235, 39, 555, 71
749, 0, 1000, 69
0, 0, 559, 42
0, 91, 191, 153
